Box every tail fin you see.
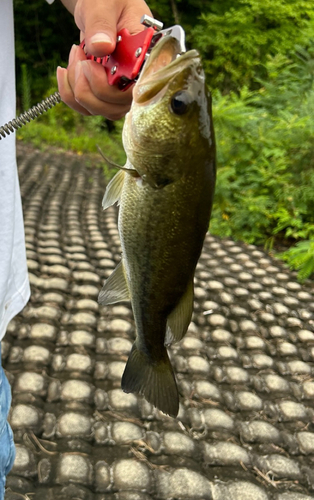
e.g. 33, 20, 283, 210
121, 343, 179, 417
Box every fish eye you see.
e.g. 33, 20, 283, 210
170, 91, 190, 115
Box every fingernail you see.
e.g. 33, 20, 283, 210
56, 66, 70, 98
57, 66, 66, 83
81, 60, 91, 81
75, 61, 82, 83
90, 32, 112, 45
69, 44, 78, 66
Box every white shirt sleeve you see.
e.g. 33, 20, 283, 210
46, 0, 55, 4
0, 0, 30, 340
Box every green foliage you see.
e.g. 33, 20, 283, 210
14, 0, 78, 103
149, 0, 212, 29
210, 47, 314, 278
278, 240, 314, 281
192, 0, 314, 90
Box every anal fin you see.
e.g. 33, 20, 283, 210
165, 278, 194, 346
98, 260, 130, 305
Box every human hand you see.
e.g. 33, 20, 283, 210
57, 0, 152, 120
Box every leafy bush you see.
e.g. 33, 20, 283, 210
210, 47, 314, 278
192, 0, 314, 90
278, 240, 314, 281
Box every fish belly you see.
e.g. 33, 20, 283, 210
119, 172, 210, 344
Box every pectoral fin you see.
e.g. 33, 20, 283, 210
102, 170, 125, 210
98, 260, 130, 305
165, 279, 194, 345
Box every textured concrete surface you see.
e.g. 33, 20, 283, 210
2, 142, 314, 499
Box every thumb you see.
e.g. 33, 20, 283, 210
74, 0, 120, 57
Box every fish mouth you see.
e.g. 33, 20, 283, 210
133, 36, 200, 105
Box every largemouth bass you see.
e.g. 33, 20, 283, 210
99, 35, 216, 417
